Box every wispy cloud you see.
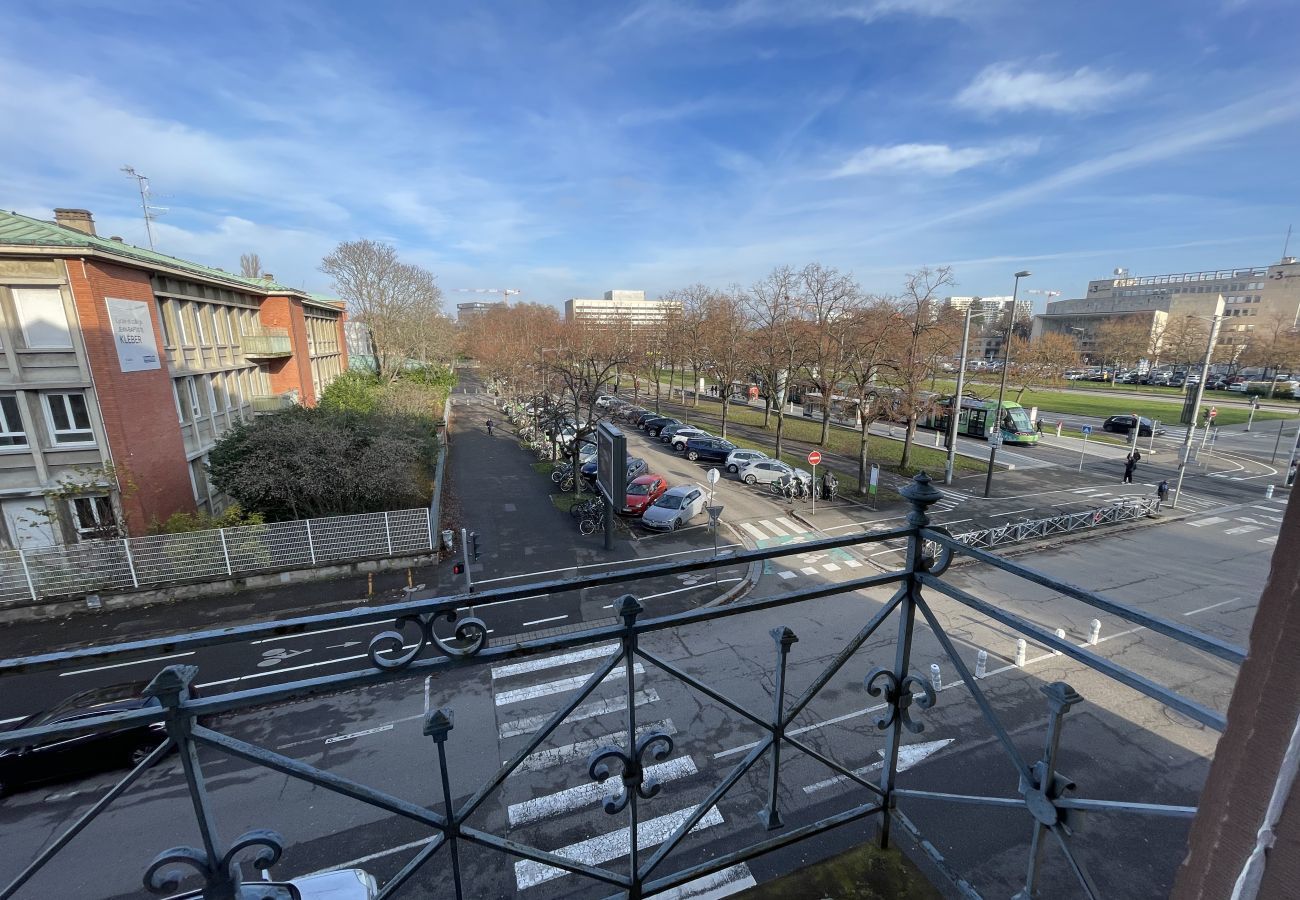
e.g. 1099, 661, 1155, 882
616, 0, 968, 32
831, 139, 1039, 177
955, 64, 1149, 115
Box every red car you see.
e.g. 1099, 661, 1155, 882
623, 474, 668, 515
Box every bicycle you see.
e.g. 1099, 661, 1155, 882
770, 476, 796, 500
551, 463, 573, 483
570, 498, 603, 521
579, 515, 606, 536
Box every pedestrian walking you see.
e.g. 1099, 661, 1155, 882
1156, 479, 1169, 511
1122, 452, 1137, 484
1035, 418, 1044, 435
1288, 459, 1297, 487
486, 418, 494, 436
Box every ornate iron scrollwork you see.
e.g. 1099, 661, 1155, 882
587, 732, 675, 814
865, 667, 936, 734
918, 526, 955, 575
144, 829, 283, 895
368, 610, 489, 670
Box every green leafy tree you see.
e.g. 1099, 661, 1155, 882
319, 371, 384, 414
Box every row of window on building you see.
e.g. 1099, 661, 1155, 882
0, 391, 95, 448
156, 296, 259, 350
172, 369, 266, 424
1115, 283, 1266, 299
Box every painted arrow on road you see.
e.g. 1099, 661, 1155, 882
802, 738, 954, 794
327, 641, 363, 650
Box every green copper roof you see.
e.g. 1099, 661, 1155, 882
0, 209, 302, 295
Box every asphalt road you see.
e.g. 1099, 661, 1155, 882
0, 494, 1278, 899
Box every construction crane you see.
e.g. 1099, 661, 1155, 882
1027, 289, 1062, 301
455, 289, 522, 300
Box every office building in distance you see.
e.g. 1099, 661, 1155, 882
564, 290, 682, 328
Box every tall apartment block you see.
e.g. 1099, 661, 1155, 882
0, 208, 348, 548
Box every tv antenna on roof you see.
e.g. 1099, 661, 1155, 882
120, 165, 168, 250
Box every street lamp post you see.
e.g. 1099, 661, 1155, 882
1172, 300, 1225, 509
944, 304, 975, 486
983, 271, 1031, 498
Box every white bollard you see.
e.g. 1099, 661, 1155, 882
1054, 627, 1066, 655
1266, 484, 1275, 499
930, 663, 942, 692
1015, 638, 1027, 667
975, 649, 988, 679
1088, 619, 1101, 646
935, 430, 942, 447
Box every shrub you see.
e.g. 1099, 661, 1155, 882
148, 504, 265, 535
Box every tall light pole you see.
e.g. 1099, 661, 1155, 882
1172, 299, 1225, 508
983, 271, 1031, 498
944, 303, 974, 486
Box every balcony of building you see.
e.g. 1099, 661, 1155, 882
0, 474, 1270, 900
240, 327, 293, 358
250, 391, 297, 414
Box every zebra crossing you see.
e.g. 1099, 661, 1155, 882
1068, 485, 1218, 512
933, 488, 971, 513
1184, 499, 1287, 543
737, 517, 865, 581
489, 644, 758, 897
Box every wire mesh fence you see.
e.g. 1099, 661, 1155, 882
0, 508, 433, 605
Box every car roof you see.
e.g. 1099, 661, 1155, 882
662, 484, 698, 496
26, 681, 154, 726
631, 474, 663, 485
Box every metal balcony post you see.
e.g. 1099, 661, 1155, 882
427, 709, 463, 899
760, 627, 799, 830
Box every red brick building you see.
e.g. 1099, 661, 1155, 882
0, 208, 348, 545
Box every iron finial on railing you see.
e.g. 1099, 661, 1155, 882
143, 829, 284, 898
614, 594, 644, 625
901, 472, 943, 528
864, 667, 936, 734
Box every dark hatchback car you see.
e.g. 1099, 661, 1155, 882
0, 682, 170, 797
1102, 415, 1164, 437
683, 436, 737, 463
580, 455, 648, 489
642, 417, 680, 437
634, 410, 661, 429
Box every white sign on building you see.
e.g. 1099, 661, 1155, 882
104, 297, 161, 372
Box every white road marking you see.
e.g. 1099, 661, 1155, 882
510, 720, 676, 776
643, 579, 742, 601
521, 615, 568, 628
844, 559, 863, 568
499, 690, 659, 740
1224, 525, 1261, 535
455, 593, 546, 613
250, 621, 376, 644
988, 508, 1034, 518
823, 563, 841, 572
492, 645, 618, 680
776, 517, 801, 533
196, 645, 417, 688
0, 715, 27, 725
508, 756, 697, 826
514, 804, 724, 889
740, 522, 769, 541
473, 544, 743, 585
276, 713, 426, 751
801, 566, 819, 575
1184, 598, 1243, 616
494, 664, 645, 707
758, 520, 789, 537
1187, 516, 1227, 527
1259, 535, 1279, 545
802, 739, 953, 793
299, 836, 437, 878
60, 651, 196, 677
777, 570, 796, 579
654, 864, 757, 899
324, 723, 394, 745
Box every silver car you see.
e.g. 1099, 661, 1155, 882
737, 459, 811, 486
640, 485, 708, 531
725, 448, 767, 473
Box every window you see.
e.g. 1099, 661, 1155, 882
214, 373, 229, 411
190, 456, 209, 506
194, 305, 208, 344
177, 302, 192, 345
205, 375, 218, 416
45, 393, 94, 444
186, 377, 202, 419
156, 299, 173, 346
13, 287, 73, 349
70, 496, 117, 540
0, 395, 26, 447
173, 380, 188, 423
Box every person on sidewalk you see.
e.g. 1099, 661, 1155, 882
1156, 479, 1169, 511
1123, 452, 1137, 484
486, 418, 494, 436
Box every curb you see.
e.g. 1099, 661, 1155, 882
705, 520, 762, 607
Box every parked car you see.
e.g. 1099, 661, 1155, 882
1227, 382, 1248, 393
622, 474, 669, 515
737, 459, 811, 487
670, 428, 711, 450
683, 436, 737, 463
580, 456, 648, 489
0, 682, 171, 797
725, 448, 768, 473
1102, 415, 1164, 437
634, 410, 660, 429
594, 394, 619, 409
643, 417, 680, 437
640, 485, 709, 531
659, 422, 693, 442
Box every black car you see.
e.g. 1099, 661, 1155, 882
634, 410, 661, 429
643, 417, 680, 437
1102, 415, 1163, 437
0, 682, 169, 796
683, 436, 737, 463
580, 456, 648, 488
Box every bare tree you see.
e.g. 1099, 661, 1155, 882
746, 266, 808, 459
668, 285, 719, 411
1092, 317, 1150, 375
797, 263, 862, 446
842, 299, 905, 492
546, 320, 632, 491
701, 289, 752, 440
1006, 332, 1079, 402
321, 239, 444, 383
239, 252, 262, 279
1238, 311, 1300, 396
880, 267, 959, 471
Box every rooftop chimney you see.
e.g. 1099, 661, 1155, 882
109, 236, 125, 243
262, 273, 275, 282
53, 208, 96, 235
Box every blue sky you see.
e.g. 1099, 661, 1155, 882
2, 0, 1297, 312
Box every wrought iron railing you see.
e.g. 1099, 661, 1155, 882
240, 328, 293, 358
0, 475, 1243, 899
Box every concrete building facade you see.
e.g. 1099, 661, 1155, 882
456, 301, 506, 323
564, 290, 683, 328
941, 295, 1033, 360
1032, 259, 1300, 359
0, 208, 348, 546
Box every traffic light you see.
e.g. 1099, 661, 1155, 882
470, 531, 481, 561
453, 562, 464, 575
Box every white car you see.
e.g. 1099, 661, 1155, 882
640, 485, 708, 531
670, 428, 711, 450
737, 459, 811, 487
725, 448, 767, 473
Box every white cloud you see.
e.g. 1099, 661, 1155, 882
956, 64, 1149, 115
617, 0, 968, 32
832, 139, 1039, 177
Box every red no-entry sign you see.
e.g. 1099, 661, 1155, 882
807, 450, 822, 465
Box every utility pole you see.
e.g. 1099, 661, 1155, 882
984, 271, 1031, 498
945, 304, 974, 486
1172, 301, 1225, 508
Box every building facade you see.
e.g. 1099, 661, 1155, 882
1032, 259, 1300, 358
941, 295, 1033, 360
564, 290, 683, 328
0, 208, 348, 546
456, 301, 506, 324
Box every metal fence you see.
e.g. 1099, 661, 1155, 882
0, 508, 434, 605
940, 497, 1158, 553
0, 475, 1243, 900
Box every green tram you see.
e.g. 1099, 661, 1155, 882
922, 396, 1041, 446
